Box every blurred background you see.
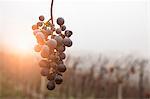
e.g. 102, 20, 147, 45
0, 0, 150, 99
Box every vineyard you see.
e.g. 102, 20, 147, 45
0, 51, 149, 99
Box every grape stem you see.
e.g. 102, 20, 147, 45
51, 0, 54, 25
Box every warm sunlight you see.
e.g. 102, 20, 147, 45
0, 0, 149, 99
15, 39, 32, 52
4, 34, 36, 53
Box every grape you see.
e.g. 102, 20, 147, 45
59, 52, 66, 60
47, 81, 55, 90
35, 32, 45, 45
65, 30, 72, 37
55, 74, 63, 84
32, 25, 38, 30
39, 60, 49, 68
56, 45, 65, 52
39, 15, 45, 21
46, 29, 53, 35
41, 68, 49, 76
34, 44, 42, 52
54, 36, 63, 45
49, 62, 57, 69
41, 29, 48, 36
57, 17, 64, 25
47, 73, 56, 81
61, 25, 66, 31
46, 39, 57, 49
63, 37, 72, 47
49, 54, 60, 62
37, 22, 43, 27
56, 28, 62, 34
33, 29, 41, 36
57, 64, 66, 72
35, 32, 45, 39
32, 14, 73, 91
40, 45, 50, 58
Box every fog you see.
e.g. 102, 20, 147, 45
0, 0, 149, 57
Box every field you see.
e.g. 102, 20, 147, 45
0, 51, 149, 99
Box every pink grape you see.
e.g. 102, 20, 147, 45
37, 22, 43, 27
32, 25, 38, 30
46, 39, 57, 49
46, 29, 53, 35
56, 45, 65, 52
40, 45, 50, 58
39, 60, 50, 68
41, 68, 49, 76
34, 44, 42, 52
35, 32, 45, 45
54, 36, 63, 45
33, 29, 41, 36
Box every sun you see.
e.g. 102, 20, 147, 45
16, 40, 32, 52
7, 34, 36, 53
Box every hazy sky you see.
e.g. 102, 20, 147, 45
0, 0, 149, 57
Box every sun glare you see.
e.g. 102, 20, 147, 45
16, 40, 32, 52
6, 34, 35, 53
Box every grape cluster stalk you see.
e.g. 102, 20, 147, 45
32, 0, 73, 90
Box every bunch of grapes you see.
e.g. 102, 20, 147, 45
32, 15, 73, 90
